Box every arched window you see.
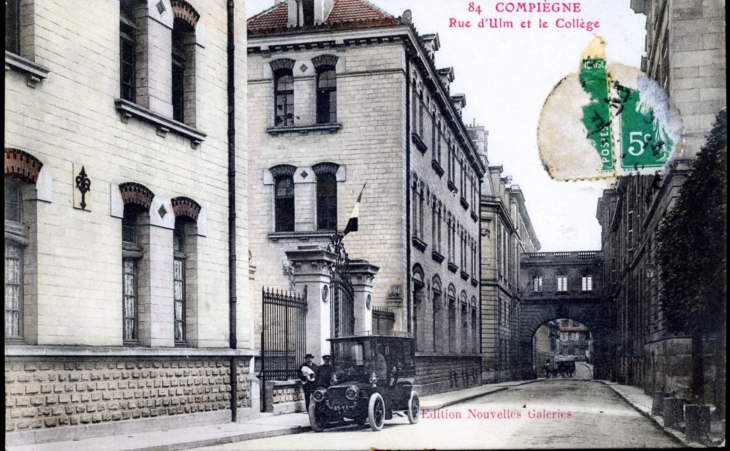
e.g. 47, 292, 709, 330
316, 174, 336, 231
170, 1, 199, 125
471, 297, 478, 354
119, 182, 154, 345
173, 219, 187, 345
122, 203, 145, 343
275, 176, 295, 232
171, 18, 196, 124
274, 70, 294, 126
171, 196, 201, 347
432, 276, 442, 353
448, 284, 456, 353
316, 68, 337, 124
418, 182, 425, 242
5, 149, 46, 343
460, 291, 468, 353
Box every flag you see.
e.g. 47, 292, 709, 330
343, 183, 366, 236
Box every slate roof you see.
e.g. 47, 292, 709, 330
248, 0, 398, 36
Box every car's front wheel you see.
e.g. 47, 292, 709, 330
309, 402, 327, 433
407, 392, 420, 424
368, 393, 385, 431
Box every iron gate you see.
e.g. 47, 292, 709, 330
260, 288, 307, 383
330, 280, 354, 338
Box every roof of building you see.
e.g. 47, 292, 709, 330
248, 0, 398, 36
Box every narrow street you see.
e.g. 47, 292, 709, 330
190, 380, 679, 450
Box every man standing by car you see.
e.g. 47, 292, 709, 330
299, 353, 317, 411
316, 354, 333, 388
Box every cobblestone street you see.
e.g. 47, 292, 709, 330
191, 380, 679, 450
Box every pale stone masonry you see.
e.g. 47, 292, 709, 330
247, 0, 485, 397
5, 0, 254, 442
596, 0, 726, 407
473, 125, 541, 383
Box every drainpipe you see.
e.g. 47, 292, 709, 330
227, 0, 238, 422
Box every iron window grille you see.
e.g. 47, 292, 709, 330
274, 176, 295, 232
316, 68, 337, 124
5, 178, 23, 340
274, 71, 294, 126
122, 208, 142, 344
173, 221, 187, 345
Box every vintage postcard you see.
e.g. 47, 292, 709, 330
4, 0, 725, 450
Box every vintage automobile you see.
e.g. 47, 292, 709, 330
308, 335, 421, 432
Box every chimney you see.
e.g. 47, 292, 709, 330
450, 94, 466, 117
420, 33, 440, 62
437, 67, 454, 95
467, 123, 489, 166
287, 0, 335, 27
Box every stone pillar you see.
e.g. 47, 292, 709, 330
651, 391, 667, 416
285, 246, 336, 362
663, 397, 687, 429
348, 259, 379, 336
684, 404, 711, 441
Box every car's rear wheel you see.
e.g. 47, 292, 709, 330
368, 393, 385, 431
407, 392, 420, 424
309, 402, 326, 433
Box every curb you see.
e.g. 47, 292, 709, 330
600, 381, 703, 448
423, 379, 540, 411
138, 425, 312, 451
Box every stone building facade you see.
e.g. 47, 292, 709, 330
596, 0, 725, 403
247, 0, 485, 397
5, 0, 254, 445
473, 125, 541, 383
518, 251, 605, 379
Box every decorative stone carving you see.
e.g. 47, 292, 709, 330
386, 284, 403, 300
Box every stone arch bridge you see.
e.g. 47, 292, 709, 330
519, 251, 609, 379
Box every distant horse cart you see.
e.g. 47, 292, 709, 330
546, 360, 576, 378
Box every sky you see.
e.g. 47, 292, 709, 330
246, 0, 648, 251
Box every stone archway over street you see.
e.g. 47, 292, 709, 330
519, 251, 608, 379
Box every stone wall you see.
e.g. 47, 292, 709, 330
5, 356, 253, 434
415, 355, 481, 396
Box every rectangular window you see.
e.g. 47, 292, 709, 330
6, 0, 20, 54
582, 275, 593, 291
275, 72, 294, 126
316, 69, 337, 124
557, 276, 568, 292
123, 258, 138, 342
5, 241, 23, 339
172, 30, 186, 122
173, 258, 185, 344
275, 176, 295, 232
120, 3, 137, 102
316, 174, 337, 231
533, 276, 543, 292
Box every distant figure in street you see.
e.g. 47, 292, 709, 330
544, 359, 551, 379
299, 353, 317, 411
316, 354, 333, 388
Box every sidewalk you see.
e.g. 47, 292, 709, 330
601, 381, 723, 448
7, 381, 533, 451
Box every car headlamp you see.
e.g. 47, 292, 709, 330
369, 371, 378, 385
345, 385, 359, 401
312, 388, 327, 403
